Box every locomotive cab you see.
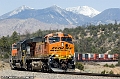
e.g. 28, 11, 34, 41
11, 43, 17, 56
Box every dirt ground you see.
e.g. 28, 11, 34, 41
84, 65, 112, 73
0, 60, 120, 75
75, 62, 120, 74
0, 61, 10, 71
82, 62, 120, 74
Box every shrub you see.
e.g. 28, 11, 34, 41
109, 70, 114, 74
104, 63, 115, 68
75, 62, 84, 70
109, 64, 115, 68
101, 70, 106, 74
104, 63, 109, 67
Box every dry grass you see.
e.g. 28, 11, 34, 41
0, 61, 10, 71
83, 63, 120, 74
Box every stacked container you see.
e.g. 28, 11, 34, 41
94, 54, 99, 60
77, 53, 82, 61
82, 54, 85, 60
104, 54, 108, 60
75, 52, 119, 62
99, 54, 104, 60
114, 54, 119, 60
88, 53, 94, 60
108, 54, 114, 60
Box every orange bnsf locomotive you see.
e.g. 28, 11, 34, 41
9, 32, 75, 72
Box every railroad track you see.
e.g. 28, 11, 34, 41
18, 69, 120, 78
51, 72, 120, 77
1, 69, 120, 79
5, 68, 120, 78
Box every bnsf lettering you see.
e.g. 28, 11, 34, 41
51, 47, 73, 50
52, 47, 64, 49
52, 47, 58, 49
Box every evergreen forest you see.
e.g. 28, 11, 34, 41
0, 23, 120, 62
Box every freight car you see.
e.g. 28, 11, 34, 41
75, 53, 118, 62
9, 32, 75, 72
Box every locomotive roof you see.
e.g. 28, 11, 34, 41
44, 32, 72, 38
17, 37, 43, 44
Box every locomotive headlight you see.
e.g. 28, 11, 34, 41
61, 42, 64, 46
56, 54, 59, 57
68, 55, 71, 58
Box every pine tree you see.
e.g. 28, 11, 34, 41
10, 31, 20, 44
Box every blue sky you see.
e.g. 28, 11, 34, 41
0, 0, 120, 16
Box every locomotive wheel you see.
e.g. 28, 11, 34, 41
41, 63, 49, 72
27, 63, 33, 71
41, 65, 46, 72
9, 59, 15, 70
10, 63, 17, 70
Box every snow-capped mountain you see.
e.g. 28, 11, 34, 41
9, 5, 34, 16
0, 5, 120, 26
66, 6, 100, 17
0, 5, 120, 36
0, 5, 90, 25
37, 5, 90, 25
0, 5, 34, 19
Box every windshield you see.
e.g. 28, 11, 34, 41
49, 37, 60, 43
61, 37, 72, 43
